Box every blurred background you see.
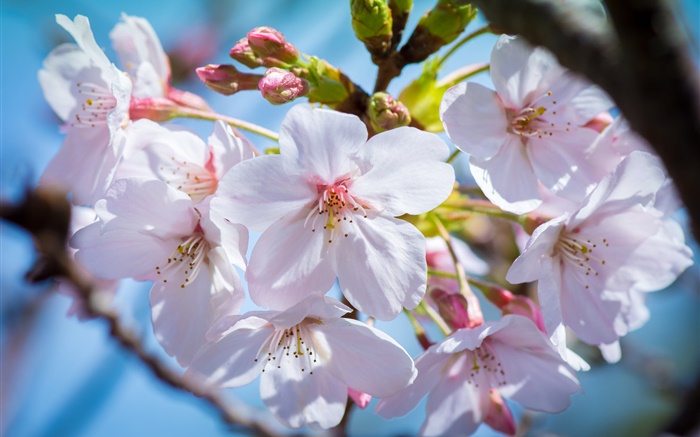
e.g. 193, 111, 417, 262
1, 0, 698, 436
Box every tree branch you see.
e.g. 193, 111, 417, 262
471, 0, 700, 241
0, 187, 282, 437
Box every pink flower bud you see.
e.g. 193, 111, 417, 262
196, 64, 263, 96
503, 295, 546, 333
229, 38, 264, 69
484, 389, 517, 435
258, 68, 309, 105
368, 92, 411, 132
585, 111, 614, 133
348, 388, 372, 409
247, 26, 299, 65
432, 289, 483, 330
129, 97, 179, 122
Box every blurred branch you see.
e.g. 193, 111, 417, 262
470, 0, 700, 241
0, 187, 282, 437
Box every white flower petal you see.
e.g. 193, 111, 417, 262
279, 105, 367, 184
185, 316, 272, 389
214, 154, 315, 231
247, 210, 336, 310
38, 43, 93, 121
110, 14, 170, 88
55, 14, 111, 71
208, 120, 254, 179
260, 364, 347, 429
321, 318, 416, 398
506, 215, 566, 284
351, 127, 454, 215
440, 82, 509, 160
469, 137, 542, 214
201, 201, 248, 271
334, 215, 427, 321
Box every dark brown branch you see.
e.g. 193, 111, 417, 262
0, 187, 281, 437
471, 0, 700, 241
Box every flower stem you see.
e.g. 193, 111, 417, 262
404, 309, 433, 349
436, 25, 491, 70
419, 300, 452, 337
446, 149, 461, 164
430, 215, 472, 298
440, 199, 522, 223
175, 107, 280, 142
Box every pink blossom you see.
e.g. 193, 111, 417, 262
376, 315, 580, 436
186, 295, 416, 429
71, 178, 247, 365
213, 105, 455, 320
440, 35, 614, 213
506, 152, 693, 357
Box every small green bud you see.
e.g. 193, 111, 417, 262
368, 92, 411, 132
302, 57, 350, 106
351, 0, 393, 58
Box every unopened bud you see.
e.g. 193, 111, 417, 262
484, 389, 517, 435
258, 68, 309, 105
351, 0, 393, 59
196, 64, 263, 96
129, 97, 179, 122
229, 38, 264, 69
348, 388, 372, 409
401, 0, 477, 64
503, 296, 546, 333
432, 289, 483, 330
247, 27, 300, 65
368, 92, 411, 132
584, 111, 614, 133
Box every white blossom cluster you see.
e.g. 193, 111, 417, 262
38, 13, 693, 435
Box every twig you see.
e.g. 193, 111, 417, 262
0, 187, 281, 437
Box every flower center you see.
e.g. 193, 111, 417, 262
463, 342, 508, 389
304, 179, 368, 244
555, 231, 610, 290
507, 91, 568, 140
160, 155, 218, 203
254, 319, 322, 375
70, 82, 117, 128
154, 232, 208, 288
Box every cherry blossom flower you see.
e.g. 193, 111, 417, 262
71, 177, 247, 365
213, 104, 455, 320
376, 315, 580, 436
117, 119, 254, 203
440, 35, 613, 214
506, 152, 693, 353
38, 14, 133, 205
185, 295, 417, 429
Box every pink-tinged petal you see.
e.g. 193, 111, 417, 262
185, 316, 272, 389
334, 215, 427, 321
55, 14, 111, 70
267, 295, 351, 330
71, 222, 174, 280
435, 324, 493, 354
534, 71, 613, 125
376, 347, 453, 418
279, 105, 367, 183
623, 219, 693, 292
490, 35, 564, 108
150, 270, 238, 366
110, 14, 170, 86
469, 138, 541, 214
123, 119, 206, 165
214, 154, 315, 231
348, 388, 372, 409
559, 265, 626, 345
206, 246, 245, 315
260, 364, 347, 429
626, 290, 650, 331
201, 200, 248, 271
420, 354, 489, 437
536, 260, 566, 338
320, 318, 416, 398
526, 128, 602, 202
351, 127, 454, 215
207, 120, 254, 179
95, 178, 197, 239
131, 62, 164, 98
40, 125, 120, 206
247, 210, 336, 310
38, 43, 93, 121
489, 315, 580, 413
570, 151, 665, 226
506, 215, 566, 284
440, 82, 509, 160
